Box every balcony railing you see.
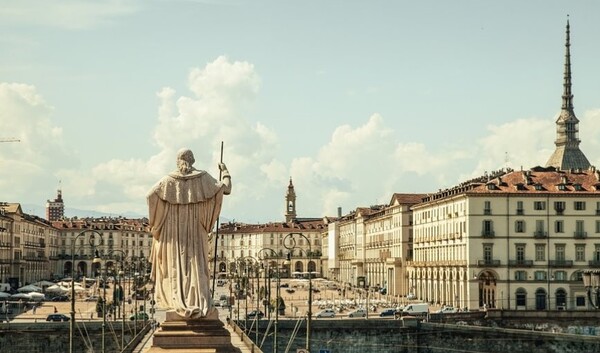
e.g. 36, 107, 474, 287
549, 260, 573, 268
481, 230, 495, 238
478, 259, 501, 267
508, 259, 534, 267
516, 209, 524, 215
483, 209, 492, 215
574, 231, 587, 239
588, 260, 600, 268
533, 231, 547, 238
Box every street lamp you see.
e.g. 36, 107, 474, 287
70, 230, 103, 353
283, 232, 312, 353
92, 251, 108, 353
582, 270, 600, 309
258, 248, 280, 353
100, 249, 127, 351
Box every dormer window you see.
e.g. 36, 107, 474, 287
486, 183, 496, 190
573, 183, 583, 191
534, 184, 544, 191
557, 184, 567, 191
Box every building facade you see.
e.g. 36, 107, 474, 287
409, 167, 600, 310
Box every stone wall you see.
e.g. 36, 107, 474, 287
0, 321, 150, 353
243, 317, 600, 353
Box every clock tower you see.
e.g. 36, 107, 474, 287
285, 177, 297, 223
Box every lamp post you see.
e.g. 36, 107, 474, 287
102, 249, 127, 351
92, 251, 108, 353
582, 270, 600, 309
70, 230, 102, 353
258, 248, 280, 353
283, 232, 312, 353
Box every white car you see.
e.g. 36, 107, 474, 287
435, 306, 458, 314
406, 293, 416, 300
315, 309, 335, 318
348, 308, 367, 318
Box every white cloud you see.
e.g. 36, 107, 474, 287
3, 57, 599, 223
0, 0, 139, 30
0, 83, 75, 203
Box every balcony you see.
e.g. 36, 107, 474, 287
483, 209, 492, 215
549, 260, 573, 268
481, 230, 495, 238
478, 259, 501, 267
508, 259, 534, 267
588, 260, 600, 268
533, 231, 547, 238
516, 209, 524, 215
574, 231, 587, 239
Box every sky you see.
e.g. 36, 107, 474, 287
1, 0, 600, 223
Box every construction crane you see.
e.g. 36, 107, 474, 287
0, 138, 20, 143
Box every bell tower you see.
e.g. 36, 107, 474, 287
285, 177, 297, 223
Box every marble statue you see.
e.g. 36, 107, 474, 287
148, 148, 231, 319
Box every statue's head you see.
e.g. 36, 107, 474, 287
176, 148, 195, 174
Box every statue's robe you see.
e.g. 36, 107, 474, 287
148, 169, 226, 319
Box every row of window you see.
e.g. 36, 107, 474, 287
483, 200, 598, 214
483, 243, 600, 262
482, 219, 600, 235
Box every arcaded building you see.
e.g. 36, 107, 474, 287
408, 21, 598, 311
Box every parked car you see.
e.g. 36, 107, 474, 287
129, 312, 149, 321
246, 310, 264, 320
379, 308, 397, 317
46, 314, 70, 322
434, 306, 458, 314
279, 283, 289, 288
402, 303, 429, 315
84, 296, 99, 302
51, 295, 69, 302
348, 308, 367, 318
285, 288, 295, 294
406, 293, 416, 300
315, 309, 336, 318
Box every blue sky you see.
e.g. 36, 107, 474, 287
1, 1, 599, 223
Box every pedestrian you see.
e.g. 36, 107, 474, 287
33, 305, 36, 314
54, 306, 58, 313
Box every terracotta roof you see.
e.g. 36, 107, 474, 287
390, 193, 427, 205
422, 167, 600, 203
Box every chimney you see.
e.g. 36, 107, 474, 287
337, 207, 342, 218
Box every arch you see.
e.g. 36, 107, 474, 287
555, 288, 567, 310
307, 260, 316, 272
477, 270, 497, 309
76, 261, 88, 278
535, 288, 547, 310
64, 261, 73, 276
218, 262, 227, 273
570, 270, 583, 281
294, 260, 304, 273
515, 287, 527, 309
91, 261, 101, 277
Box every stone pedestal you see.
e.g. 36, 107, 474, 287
147, 311, 242, 353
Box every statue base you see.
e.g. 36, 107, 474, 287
147, 311, 241, 353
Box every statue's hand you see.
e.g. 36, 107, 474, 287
218, 163, 228, 172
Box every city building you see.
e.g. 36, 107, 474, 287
407, 21, 598, 311
210, 178, 327, 279
52, 217, 152, 279
0, 202, 59, 286
46, 188, 65, 222
325, 193, 423, 299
